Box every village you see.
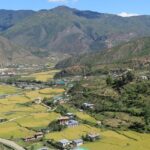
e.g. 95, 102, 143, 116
0, 65, 103, 150
0, 65, 149, 150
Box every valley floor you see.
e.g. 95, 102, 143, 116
0, 69, 149, 150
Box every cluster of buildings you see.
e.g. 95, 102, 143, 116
52, 95, 70, 105
58, 113, 79, 127
57, 133, 100, 149
23, 132, 44, 142
57, 138, 83, 149
11, 81, 49, 90
0, 68, 16, 77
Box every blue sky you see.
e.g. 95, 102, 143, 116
0, 0, 149, 15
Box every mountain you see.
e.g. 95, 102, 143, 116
2, 6, 150, 55
0, 36, 45, 64
55, 37, 150, 68
0, 10, 35, 32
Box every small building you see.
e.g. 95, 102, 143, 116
72, 139, 83, 147
53, 95, 64, 104
87, 133, 100, 141
58, 99, 66, 105
66, 113, 75, 119
35, 132, 44, 139
23, 137, 36, 142
66, 120, 79, 127
55, 80, 66, 86
97, 121, 102, 126
83, 103, 94, 109
57, 139, 71, 148
37, 147, 49, 150
34, 97, 42, 104
140, 76, 148, 80
58, 116, 69, 125
23, 132, 44, 142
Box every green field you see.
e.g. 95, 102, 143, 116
0, 85, 20, 95
45, 124, 150, 150
0, 70, 64, 141
82, 131, 150, 150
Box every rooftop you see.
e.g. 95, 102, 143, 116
59, 139, 70, 144
73, 139, 83, 143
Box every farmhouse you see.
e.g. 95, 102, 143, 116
53, 95, 64, 104
23, 137, 36, 142
97, 121, 102, 126
57, 139, 71, 148
34, 97, 42, 104
58, 116, 69, 125
34, 132, 44, 139
87, 133, 100, 141
66, 113, 75, 119
140, 76, 148, 80
83, 103, 94, 109
72, 139, 83, 147
23, 132, 44, 142
67, 120, 79, 127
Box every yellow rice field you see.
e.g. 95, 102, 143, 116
0, 85, 20, 94
82, 131, 150, 150
26, 70, 60, 82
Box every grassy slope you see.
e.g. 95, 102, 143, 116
68, 76, 150, 132
0, 85, 20, 95
0, 70, 149, 150
0, 10, 35, 32
0, 36, 46, 64
56, 37, 150, 69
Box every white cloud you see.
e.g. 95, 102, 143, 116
48, 0, 78, 3
48, 0, 66, 2
118, 12, 140, 17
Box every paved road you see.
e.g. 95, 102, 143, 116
0, 138, 25, 150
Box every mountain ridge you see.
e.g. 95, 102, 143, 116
2, 6, 150, 55
0, 6, 150, 64
0, 35, 46, 65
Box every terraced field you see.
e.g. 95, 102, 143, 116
0, 70, 150, 150
24, 70, 60, 82
0, 85, 21, 95
46, 125, 98, 141
45, 122, 150, 150
0, 87, 64, 138
0, 70, 64, 144
82, 131, 150, 150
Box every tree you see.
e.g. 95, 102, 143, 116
144, 101, 150, 125
126, 71, 134, 82
106, 76, 113, 85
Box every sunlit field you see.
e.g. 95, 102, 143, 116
82, 131, 150, 150
0, 70, 149, 150
0, 70, 64, 143
0, 85, 20, 95
25, 70, 60, 82
45, 124, 100, 140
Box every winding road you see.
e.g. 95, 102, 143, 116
0, 138, 25, 150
